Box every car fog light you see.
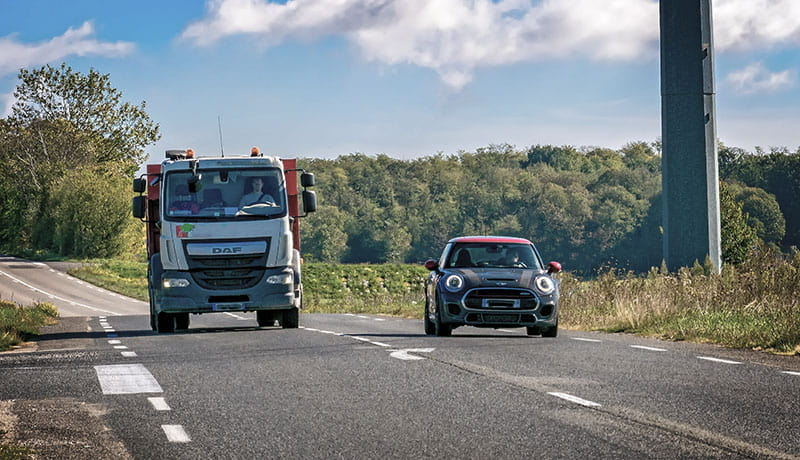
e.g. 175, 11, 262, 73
163, 278, 190, 288
266, 273, 293, 284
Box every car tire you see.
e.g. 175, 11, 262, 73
281, 307, 300, 329
526, 326, 541, 336
434, 295, 452, 337
424, 298, 435, 335
542, 319, 558, 338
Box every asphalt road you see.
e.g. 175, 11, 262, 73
1, 256, 799, 459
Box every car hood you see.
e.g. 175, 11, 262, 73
448, 268, 546, 287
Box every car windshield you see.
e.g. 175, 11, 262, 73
164, 167, 286, 221
445, 243, 541, 270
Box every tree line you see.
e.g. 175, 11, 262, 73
1, 64, 796, 275
299, 143, 798, 274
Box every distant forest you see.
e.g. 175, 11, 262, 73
299, 142, 799, 274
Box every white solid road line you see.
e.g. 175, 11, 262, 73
548, 392, 602, 408
697, 356, 742, 365
162, 425, 191, 443
571, 337, 602, 343
782, 371, 800, 376
0, 269, 119, 315
630, 345, 667, 352
95, 364, 163, 394
148, 397, 171, 411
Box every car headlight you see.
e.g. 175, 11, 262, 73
266, 273, 293, 285
444, 274, 464, 292
163, 278, 190, 289
534, 275, 555, 295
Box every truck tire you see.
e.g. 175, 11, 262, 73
256, 310, 276, 327
175, 313, 190, 330
148, 254, 164, 332
281, 307, 299, 329
155, 312, 175, 333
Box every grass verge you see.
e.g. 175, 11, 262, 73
66, 252, 800, 354
0, 300, 59, 352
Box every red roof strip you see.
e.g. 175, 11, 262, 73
449, 236, 532, 244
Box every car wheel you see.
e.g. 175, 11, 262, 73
434, 295, 452, 337
424, 297, 435, 335
526, 326, 541, 336
542, 319, 558, 338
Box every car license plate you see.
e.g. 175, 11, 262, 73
483, 314, 518, 323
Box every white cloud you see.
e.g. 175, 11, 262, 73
180, 0, 800, 89
726, 62, 795, 94
714, 0, 800, 51
0, 21, 135, 76
1, 92, 16, 117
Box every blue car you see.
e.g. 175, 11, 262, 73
424, 236, 562, 337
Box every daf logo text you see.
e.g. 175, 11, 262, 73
212, 247, 243, 254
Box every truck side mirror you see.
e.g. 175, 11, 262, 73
133, 178, 146, 193
302, 190, 317, 214
132, 196, 146, 219
301, 172, 315, 188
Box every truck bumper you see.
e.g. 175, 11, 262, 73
153, 267, 296, 314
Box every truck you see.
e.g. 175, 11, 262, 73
132, 149, 316, 333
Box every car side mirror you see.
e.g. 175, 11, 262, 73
547, 261, 562, 274
424, 259, 439, 271
132, 196, 146, 219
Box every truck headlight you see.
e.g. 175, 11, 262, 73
266, 273, 293, 285
534, 276, 555, 295
444, 274, 464, 292
163, 278, 190, 289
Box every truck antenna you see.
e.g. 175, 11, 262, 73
217, 115, 225, 157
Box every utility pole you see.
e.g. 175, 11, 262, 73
660, 0, 721, 272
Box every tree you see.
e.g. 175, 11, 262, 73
303, 206, 349, 262
726, 182, 785, 245
720, 182, 758, 265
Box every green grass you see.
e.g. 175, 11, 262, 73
0, 300, 59, 352
65, 252, 800, 354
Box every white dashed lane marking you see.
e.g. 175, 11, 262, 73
148, 397, 171, 411
548, 392, 602, 408
95, 364, 163, 395
572, 337, 602, 343
630, 345, 667, 352
162, 425, 191, 443
697, 356, 742, 365
121, 351, 138, 358
782, 371, 800, 376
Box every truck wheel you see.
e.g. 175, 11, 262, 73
281, 307, 299, 329
156, 312, 175, 333
256, 311, 276, 327
148, 253, 164, 332
175, 313, 190, 330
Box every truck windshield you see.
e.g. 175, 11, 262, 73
164, 168, 287, 221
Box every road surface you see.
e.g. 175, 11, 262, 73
1, 256, 798, 459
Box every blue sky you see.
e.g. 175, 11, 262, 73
1, 0, 799, 166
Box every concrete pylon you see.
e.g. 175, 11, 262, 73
660, 0, 721, 272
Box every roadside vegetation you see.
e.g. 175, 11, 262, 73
0, 430, 34, 460
0, 300, 58, 352
67, 255, 800, 354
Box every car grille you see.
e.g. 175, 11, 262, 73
462, 288, 539, 310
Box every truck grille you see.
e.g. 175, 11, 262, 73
463, 288, 538, 310
183, 238, 269, 290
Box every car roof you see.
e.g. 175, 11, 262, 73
448, 236, 533, 245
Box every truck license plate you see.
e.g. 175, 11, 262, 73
212, 303, 245, 312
